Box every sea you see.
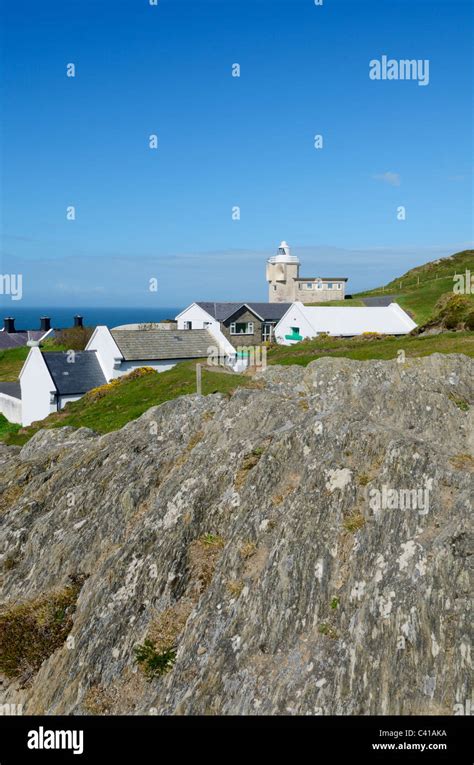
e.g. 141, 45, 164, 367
0, 307, 183, 331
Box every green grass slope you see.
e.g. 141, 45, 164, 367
1, 363, 258, 447
355, 249, 474, 324
267, 331, 474, 367
0, 342, 70, 382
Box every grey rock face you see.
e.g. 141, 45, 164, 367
0, 354, 472, 715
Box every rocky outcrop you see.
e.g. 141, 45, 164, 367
0, 354, 472, 715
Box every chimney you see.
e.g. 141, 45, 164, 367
40, 316, 51, 332
74, 315, 84, 328
3, 317, 15, 333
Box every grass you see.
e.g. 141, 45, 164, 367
266, 330, 474, 367
355, 249, 474, 325
0, 341, 69, 382
343, 512, 366, 533
0, 414, 21, 439
0, 362, 258, 447
0, 347, 29, 382
0, 575, 85, 681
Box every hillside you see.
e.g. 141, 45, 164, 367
0, 354, 471, 715
2, 328, 473, 447
355, 249, 474, 324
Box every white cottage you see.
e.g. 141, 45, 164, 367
19, 347, 107, 426
274, 302, 417, 344
86, 325, 231, 379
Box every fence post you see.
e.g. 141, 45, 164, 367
196, 363, 202, 395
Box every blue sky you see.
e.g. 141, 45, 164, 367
1, 0, 472, 307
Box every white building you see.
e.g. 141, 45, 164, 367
274, 302, 417, 344
0, 326, 230, 427
86, 325, 231, 379
266, 241, 348, 303
18, 347, 107, 426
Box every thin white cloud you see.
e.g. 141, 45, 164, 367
372, 171, 401, 187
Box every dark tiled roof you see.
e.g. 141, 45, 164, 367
111, 329, 215, 361
0, 382, 21, 399
196, 302, 244, 322
196, 302, 292, 322
0, 330, 48, 350
42, 351, 107, 396
246, 303, 292, 321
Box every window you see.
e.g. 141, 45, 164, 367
336, 283, 342, 289
306, 283, 313, 289
184, 321, 192, 330
262, 323, 274, 341
316, 282, 323, 289
273, 285, 277, 291
230, 321, 254, 335
327, 283, 333, 289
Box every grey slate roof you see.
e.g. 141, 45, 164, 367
245, 302, 292, 321
42, 351, 107, 396
196, 302, 291, 322
111, 329, 215, 361
0, 330, 46, 350
196, 302, 244, 322
0, 382, 21, 399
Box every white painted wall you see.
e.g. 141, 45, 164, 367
274, 303, 318, 345
176, 304, 238, 357
19, 347, 58, 426
86, 326, 123, 380
58, 394, 82, 409
176, 303, 219, 331
0, 394, 22, 424
274, 302, 417, 344
117, 359, 179, 375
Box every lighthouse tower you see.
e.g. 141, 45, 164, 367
266, 240, 300, 303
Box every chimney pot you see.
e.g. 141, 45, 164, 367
74, 315, 84, 328
40, 316, 51, 332
3, 317, 15, 333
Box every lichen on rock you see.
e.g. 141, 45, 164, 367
0, 354, 472, 715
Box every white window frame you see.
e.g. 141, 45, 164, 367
230, 321, 254, 335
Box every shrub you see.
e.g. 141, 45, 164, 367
51, 326, 93, 350
134, 640, 176, 680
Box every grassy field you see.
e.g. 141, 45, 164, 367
354, 250, 474, 324
0, 363, 259, 447
0, 347, 29, 382
0, 342, 69, 382
266, 331, 474, 366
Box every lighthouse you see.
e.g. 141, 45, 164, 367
266, 241, 301, 303
266, 240, 348, 303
